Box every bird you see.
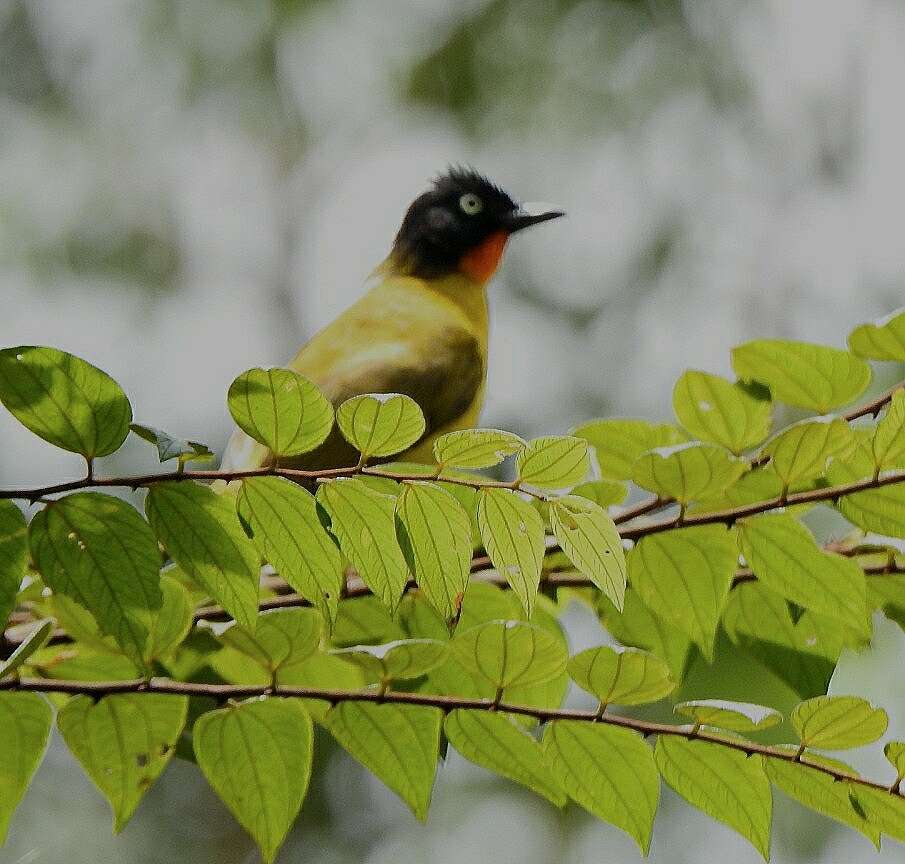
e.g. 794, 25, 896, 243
221, 167, 564, 472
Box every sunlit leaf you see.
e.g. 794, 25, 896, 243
872, 390, 905, 472
450, 620, 568, 690
0, 692, 52, 844
853, 785, 905, 844
674, 699, 782, 733
0, 500, 27, 627
760, 418, 856, 488
629, 525, 736, 659
673, 370, 772, 453
732, 339, 871, 413
476, 489, 545, 617
332, 639, 448, 682
632, 443, 747, 503
227, 367, 333, 458
146, 481, 260, 631
322, 702, 441, 821
655, 737, 771, 859
567, 646, 674, 707
396, 481, 472, 621
885, 741, 905, 779
129, 423, 214, 465
791, 696, 887, 749
31, 492, 162, 664
0, 346, 132, 458
570, 479, 628, 507
317, 478, 409, 613
433, 428, 525, 470
572, 418, 687, 481
738, 514, 870, 637
445, 710, 566, 806
848, 308, 905, 361
194, 699, 313, 864
544, 720, 659, 854
58, 694, 187, 832
336, 393, 425, 459
516, 436, 589, 490
238, 476, 344, 627
146, 575, 193, 662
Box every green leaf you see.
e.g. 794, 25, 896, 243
567, 646, 674, 707
738, 514, 870, 637
791, 696, 888, 749
673, 370, 772, 453
322, 702, 441, 820
194, 699, 313, 864
852, 785, 905, 844
145, 481, 260, 631
516, 436, 589, 490
58, 694, 187, 832
765, 758, 879, 845
629, 525, 736, 659
456, 581, 523, 633
732, 340, 871, 413
433, 428, 525, 470
0, 345, 132, 458
129, 423, 214, 465
273, 652, 367, 722
336, 393, 425, 459
237, 477, 344, 627
544, 720, 659, 854
476, 489, 545, 617
632, 443, 747, 503
572, 418, 687, 481
317, 478, 409, 612
0, 692, 52, 844
674, 699, 782, 733
396, 481, 472, 621
146, 575, 193, 662
0, 500, 27, 626
216, 608, 322, 681
450, 620, 568, 691
597, 588, 692, 683
655, 737, 771, 858
872, 390, 905, 472
571, 479, 628, 507
332, 639, 448, 682
760, 418, 855, 488
30, 493, 162, 664
848, 308, 905, 361
227, 367, 333, 458
549, 495, 626, 610
445, 709, 566, 806
0, 619, 54, 679
723, 582, 842, 698
885, 741, 905, 779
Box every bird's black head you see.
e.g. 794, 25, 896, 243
389, 167, 564, 282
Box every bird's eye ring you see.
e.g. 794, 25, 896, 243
459, 193, 483, 215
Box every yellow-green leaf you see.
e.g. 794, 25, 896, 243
885, 741, 905, 779
0, 501, 27, 627
760, 418, 856, 488
227, 367, 333, 458
194, 699, 313, 864
572, 418, 687, 481
732, 340, 871, 413
445, 709, 566, 806
336, 393, 425, 459
58, 694, 187, 832
673, 370, 772, 453
791, 696, 888, 749
656, 737, 771, 858
238, 476, 344, 627
549, 495, 626, 611
476, 489, 545, 617
544, 720, 659, 854
317, 478, 409, 613
146, 481, 260, 631
567, 646, 674, 707
433, 428, 526, 470
848, 309, 905, 361
332, 639, 448, 682
322, 702, 441, 821
872, 390, 905, 472
571, 479, 628, 507
853, 785, 905, 844
674, 699, 782, 733
0, 346, 132, 458
632, 443, 747, 503
517, 435, 589, 490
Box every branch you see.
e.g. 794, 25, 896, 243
0, 674, 898, 798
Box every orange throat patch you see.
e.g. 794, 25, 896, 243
458, 231, 509, 283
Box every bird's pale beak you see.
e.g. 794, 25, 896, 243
502, 202, 565, 232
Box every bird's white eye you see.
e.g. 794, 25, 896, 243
459, 193, 483, 215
